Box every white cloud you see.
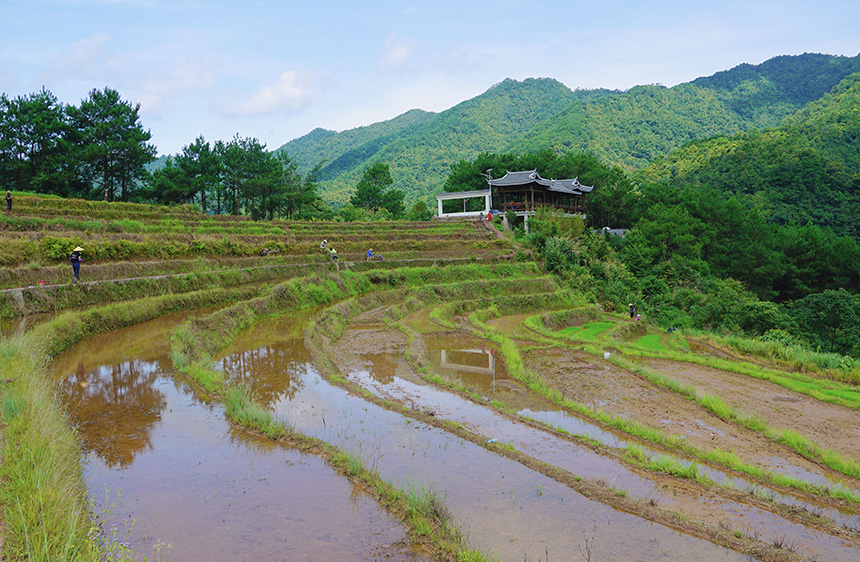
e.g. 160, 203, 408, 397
378, 33, 414, 73
41, 34, 114, 83
137, 57, 215, 115
223, 70, 317, 117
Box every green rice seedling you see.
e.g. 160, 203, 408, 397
184, 362, 225, 396
403, 483, 448, 526
224, 387, 288, 440
331, 450, 365, 477
631, 334, 666, 352
557, 321, 614, 342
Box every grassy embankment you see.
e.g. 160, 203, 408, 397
300, 275, 815, 561
0, 285, 262, 561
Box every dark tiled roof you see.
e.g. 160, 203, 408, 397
488, 169, 593, 194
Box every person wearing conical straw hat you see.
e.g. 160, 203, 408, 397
70, 246, 84, 283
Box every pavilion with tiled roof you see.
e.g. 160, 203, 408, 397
488, 169, 593, 215
435, 169, 594, 224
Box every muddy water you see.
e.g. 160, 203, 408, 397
0, 310, 55, 337
331, 326, 860, 561
54, 310, 426, 562
217, 318, 754, 561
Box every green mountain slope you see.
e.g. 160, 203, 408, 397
509, 53, 860, 169
278, 78, 601, 205
276, 53, 860, 207
276, 108, 435, 176
639, 72, 860, 240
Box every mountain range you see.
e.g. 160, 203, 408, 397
275, 52, 860, 207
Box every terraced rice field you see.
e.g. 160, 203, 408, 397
2, 196, 859, 561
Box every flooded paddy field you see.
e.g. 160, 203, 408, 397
48, 298, 860, 561
53, 311, 428, 562
322, 312, 860, 561
216, 316, 754, 561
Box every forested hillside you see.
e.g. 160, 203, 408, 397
280, 53, 860, 207
277, 109, 435, 177
639, 71, 860, 240
277, 78, 601, 205
511, 52, 860, 169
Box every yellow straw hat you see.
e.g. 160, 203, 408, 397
73, 246, 84, 252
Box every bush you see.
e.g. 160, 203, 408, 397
542, 237, 576, 273
39, 236, 79, 261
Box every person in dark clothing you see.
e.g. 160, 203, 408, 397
5, 191, 11, 211
70, 246, 84, 283
629, 303, 636, 319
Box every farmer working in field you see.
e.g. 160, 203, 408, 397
329, 246, 338, 261
5, 191, 11, 211
320, 239, 327, 252
366, 248, 373, 260
70, 246, 84, 283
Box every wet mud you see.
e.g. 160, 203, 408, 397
219, 320, 753, 562
526, 346, 860, 496
637, 356, 860, 464
50, 302, 860, 562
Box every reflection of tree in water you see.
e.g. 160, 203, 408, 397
217, 342, 308, 407
61, 359, 167, 468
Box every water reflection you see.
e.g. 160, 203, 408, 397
62, 359, 167, 468
213, 311, 320, 407
57, 310, 425, 562
216, 344, 307, 405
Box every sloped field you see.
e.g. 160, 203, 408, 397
1, 198, 859, 561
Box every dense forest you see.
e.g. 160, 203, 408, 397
437, 66, 860, 360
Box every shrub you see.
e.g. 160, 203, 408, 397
39, 236, 79, 261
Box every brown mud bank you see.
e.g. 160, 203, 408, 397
527, 346, 860, 495
635, 355, 860, 464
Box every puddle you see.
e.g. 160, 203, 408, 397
219, 319, 755, 561
55, 311, 427, 562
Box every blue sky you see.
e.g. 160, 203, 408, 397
1, 0, 858, 156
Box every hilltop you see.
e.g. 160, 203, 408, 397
276, 53, 860, 206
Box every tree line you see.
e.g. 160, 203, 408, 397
0, 87, 416, 221
0, 87, 155, 202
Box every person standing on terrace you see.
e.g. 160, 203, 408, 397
5, 191, 11, 211
70, 246, 84, 283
